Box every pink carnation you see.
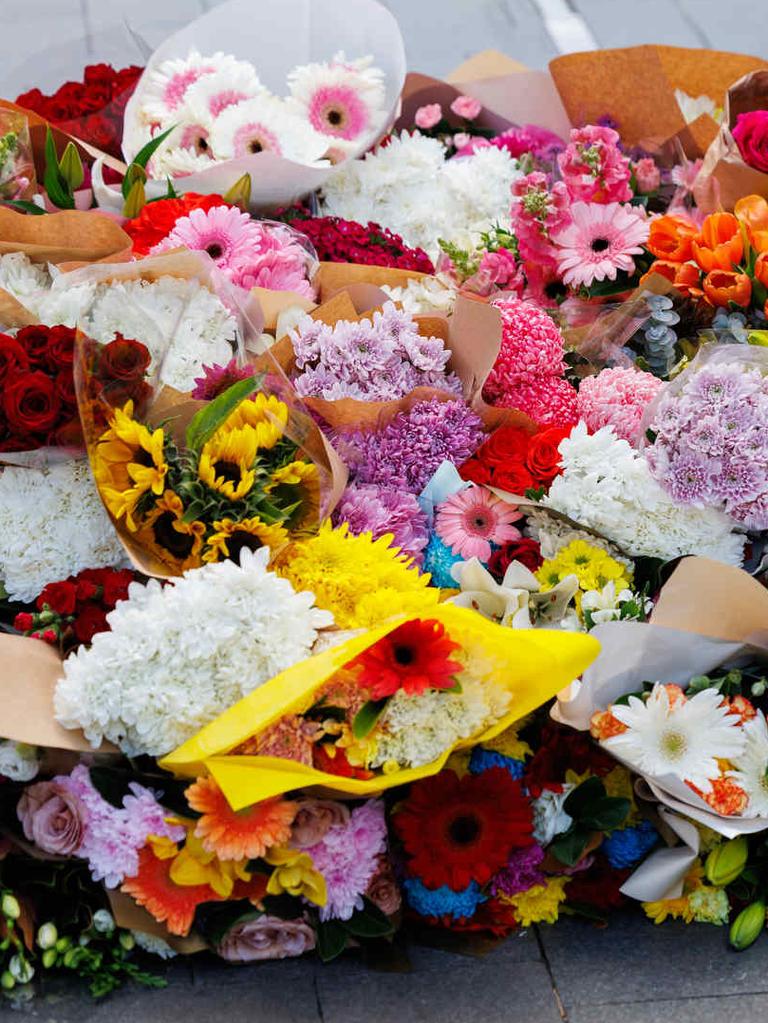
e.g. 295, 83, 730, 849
415, 103, 442, 130
577, 366, 663, 444
558, 124, 632, 204
450, 95, 482, 121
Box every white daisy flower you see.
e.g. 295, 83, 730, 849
287, 51, 387, 155
138, 50, 252, 125
209, 94, 329, 165
181, 66, 265, 124
730, 712, 768, 817
148, 142, 217, 180
604, 684, 745, 793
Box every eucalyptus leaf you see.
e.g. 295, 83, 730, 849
581, 796, 630, 832
549, 825, 591, 867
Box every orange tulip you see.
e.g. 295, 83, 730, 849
754, 251, 768, 288
647, 214, 697, 262
639, 260, 678, 286
692, 212, 744, 272
735, 195, 768, 253
640, 260, 702, 298
703, 269, 752, 308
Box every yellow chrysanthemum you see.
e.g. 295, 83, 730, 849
501, 877, 570, 926
223, 394, 289, 450
93, 402, 168, 529
198, 426, 258, 501
203, 517, 289, 564
264, 847, 327, 906
642, 861, 704, 924
135, 490, 206, 572
275, 521, 435, 628
537, 540, 631, 594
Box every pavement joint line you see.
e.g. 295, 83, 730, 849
313, 971, 326, 1023
532, 926, 569, 1022
567, 990, 768, 1008
527, 0, 598, 53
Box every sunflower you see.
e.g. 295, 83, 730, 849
185, 776, 297, 861
393, 767, 533, 890
268, 459, 318, 488
121, 845, 218, 937
197, 426, 257, 501
135, 490, 206, 572
223, 393, 289, 450
92, 403, 168, 529
202, 516, 289, 563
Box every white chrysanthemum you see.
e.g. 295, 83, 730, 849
542, 423, 745, 565
0, 741, 39, 782
604, 684, 745, 793
149, 143, 218, 180
54, 548, 333, 757
137, 51, 256, 125
531, 786, 573, 845
382, 276, 456, 316
321, 131, 520, 258
210, 94, 330, 166
0, 460, 125, 602
132, 931, 178, 959
730, 712, 768, 817
287, 51, 386, 156
0, 253, 50, 314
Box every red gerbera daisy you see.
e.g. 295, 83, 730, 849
394, 768, 533, 890
121, 846, 219, 937
349, 619, 463, 700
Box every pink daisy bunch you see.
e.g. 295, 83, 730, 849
558, 124, 633, 204
551, 201, 649, 289
332, 483, 429, 564
306, 799, 388, 921
435, 485, 522, 562
151, 206, 314, 298
493, 375, 578, 426
510, 172, 572, 270
577, 366, 663, 444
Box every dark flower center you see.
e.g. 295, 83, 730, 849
473, 515, 488, 529
248, 139, 263, 154
132, 447, 155, 469
327, 108, 344, 127
206, 243, 224, 260
153, 513, 195, 558
393, 643, 415, 666
213, 459, 242, 484
591, 237, 610, 253
448, 813, 481, 846
226, 529, 263, 562
198, 137, 209, 152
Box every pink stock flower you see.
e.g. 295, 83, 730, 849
558, 124, 632, 203
478, 248, 523, 289
511, 172, 572, 269
633, 157, 661, 194
551, 201, 649, 289
450, 95, 482, 121
415, 103, 442, 129
435, 485, 522, 562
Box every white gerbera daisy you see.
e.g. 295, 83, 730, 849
604, 684, 745, 793
209, 94, 329, 165
730, 712, 768, 817
286, 51, 387, 155
182, 66, 264, 123
149, 142, 217, 180
138, 50, 252, 125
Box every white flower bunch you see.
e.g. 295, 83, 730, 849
542, 423, 745, 565
321, 132, 521, 259
0, 741, 39, 782
0, 460, 125, 602
0, 253, 49, 312
55, 548, 333, 757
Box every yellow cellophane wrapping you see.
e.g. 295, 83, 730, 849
160, 605, 600, 809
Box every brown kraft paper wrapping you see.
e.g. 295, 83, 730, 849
0, 208, 132, 265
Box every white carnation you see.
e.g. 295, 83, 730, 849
54, 548, 334, 757
382, 275, 456, 316
0, 253, 50, 314
0, 460, 125, 602
542, 423, 745, 565
0, 741, 39, 782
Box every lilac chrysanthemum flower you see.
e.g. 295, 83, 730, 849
60, 764, 184, 888
306, 799, 387, 921
343, 398, 485, 493
332, 484, 429, 564
491, 844, 546, 897
665, 452, 713, 505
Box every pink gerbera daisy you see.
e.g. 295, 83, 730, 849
151, 205, 266, 272
287, 54, 386, 150
551, 202, 649, 289
435, 486, 522, 562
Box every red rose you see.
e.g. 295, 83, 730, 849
13, 612, 35, 632
487, 538, 543, 581
0, 335, 30, 383
100, 378, 153, 410
16, 325, 53, 365
37, 580, 77, 615
733, 111, 768, 175
46, 416, 84, 449
459, 456, 493, 486
492, 462, 534, 495
79, 114, 118, 154
3, 372, 61, 435
73, 605, 110, 645
474, 425, 531, 468
100, 569, 135, 607
75, 578, 100, 602
56, 372, 78, 407
525, 426, 571, 486
98, 335, 152, 381
44, 326, 76, 372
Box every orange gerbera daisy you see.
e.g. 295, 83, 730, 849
121, 845, 218, 937
186, 776, 298, 861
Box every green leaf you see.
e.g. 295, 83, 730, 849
88, 767, 131, 809
316, 919, 348, 962
43, 127, 75, 209
563, 777, 605, 820
126, 125, 176, 185
1, 199, 47, 215
549, 825, 591, 867
343, 898, 394, 939
352, 698, 389, 740
58, 141, 84, 190
581, 796, 631, 832
185, 374, 261, 452
194, 900, 261, 947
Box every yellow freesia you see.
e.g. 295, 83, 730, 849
264, 847, 327, 906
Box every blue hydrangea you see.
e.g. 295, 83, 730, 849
422, 533, 464, 588
403, 878, 486, 921
602, 819, 659, 869
469, 746, 525, 779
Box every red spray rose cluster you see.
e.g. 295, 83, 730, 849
460, 422, 572, 495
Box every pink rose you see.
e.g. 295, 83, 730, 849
17, 781, 85, 856
290, 798, 351, 849
452, 132, 472, 150
451, 95, 482, 121
217, 916, 316, 962
365, 854, 401, 916
733, 111, 768, 174
633, 157, 661, 194
414, 103, 442, 130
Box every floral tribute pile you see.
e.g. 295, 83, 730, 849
4, 4, 768, 1002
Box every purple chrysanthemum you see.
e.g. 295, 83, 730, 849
332, 484, 429, 564
491, 844, 546, 897
665, 452, 713, 504
342, 399, 485, 494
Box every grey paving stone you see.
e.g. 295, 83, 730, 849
316, 954, 562, 1023
539, 912, 768, 1007
570, 0, 704, 49
676, 0, 768, 56
569, 994, 768, 1023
